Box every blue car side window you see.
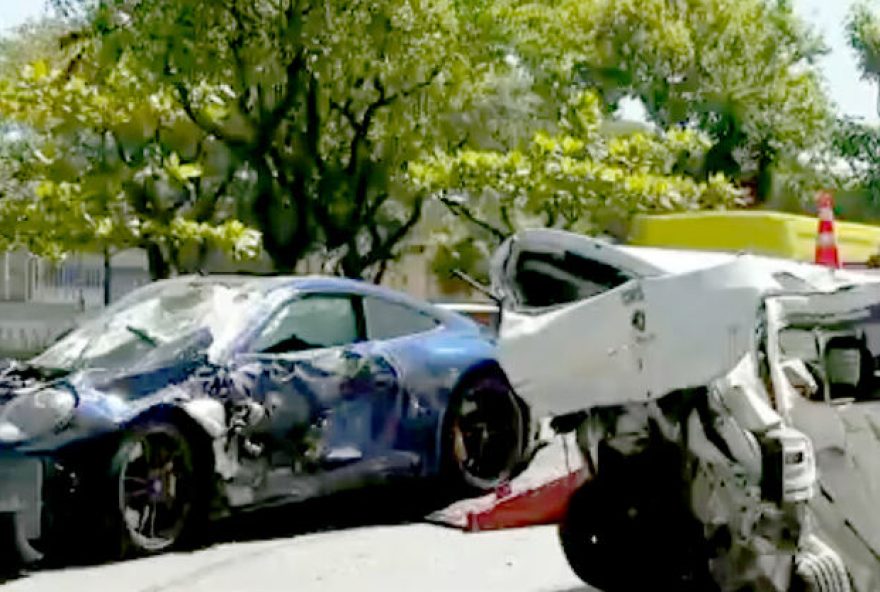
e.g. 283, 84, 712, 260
363, 297, 439, 341
252, 296, 359, 354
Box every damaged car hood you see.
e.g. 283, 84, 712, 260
0, 330, 217, 448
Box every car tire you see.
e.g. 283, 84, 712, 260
558, 481, 620, 591
560, 474, 715, 591
93, 421, 205, 559
442, 370, 524, 493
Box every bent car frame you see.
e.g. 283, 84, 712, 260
0, 275, 528, 566
491, 229, 880, 592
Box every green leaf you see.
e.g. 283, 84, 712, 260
31, 59, 49, 80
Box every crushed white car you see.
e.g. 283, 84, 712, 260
491, 229, 880, 592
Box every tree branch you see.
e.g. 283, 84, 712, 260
226, 0, 256, 116
175, 82, 251, 151
543, 202, 557, 227
259, 50, 307, 142
372, 256, 390, 284
500, 204, 515, 233
361, 195, 425, 269
363, 191, 391, 224
266, 145, 310, 230
348, 162, 372, 223
303, 78, 323, 173
110, 130, 134, 166
438, 193, 508, 241
330, 66, 444, 176
192, 175, 230, 223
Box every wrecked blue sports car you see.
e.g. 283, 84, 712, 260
0, 275, 527, 564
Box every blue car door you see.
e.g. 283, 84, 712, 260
239, 293, 400, 472
359, 295, 446, 455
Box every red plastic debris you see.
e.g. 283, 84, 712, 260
427, 433, 589, 532
494, 481, 513, 499
464, 470, 587, 532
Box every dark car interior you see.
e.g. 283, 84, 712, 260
512, 250, 632, 309
822, 335, 880, 402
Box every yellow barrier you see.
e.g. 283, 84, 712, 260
628, 211, 880, 264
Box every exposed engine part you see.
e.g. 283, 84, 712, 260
562, 378, 832, 591
795, 535, 853, 592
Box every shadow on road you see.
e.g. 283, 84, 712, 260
0, 480, 459, 583
209, 480, 458, 544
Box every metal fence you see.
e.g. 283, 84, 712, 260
0, 252, 149, 309
28, 256, 104, 308
0, 252, 151, 358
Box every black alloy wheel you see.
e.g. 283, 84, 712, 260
113, 423, 199, 555
446, 372, 524, 492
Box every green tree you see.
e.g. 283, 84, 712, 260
412, 91, 745, 282
832, 2, 880, 215
848, 1, 880, 116
81, 0, 512, 281
0, 23, 261, 283
490, 0, 832, 202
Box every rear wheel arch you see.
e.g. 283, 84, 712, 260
456, 361, 528, 419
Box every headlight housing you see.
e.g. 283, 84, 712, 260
0, 387, 77, 444
760, 424, 816, 504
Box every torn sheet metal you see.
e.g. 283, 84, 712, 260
499, 256, 827, 417
492, 229, 878, 591
767, 285, 880, 591
0, 341, 447, 508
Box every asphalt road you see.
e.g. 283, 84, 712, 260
2, 523, 590, 592
0, 481, 594, 592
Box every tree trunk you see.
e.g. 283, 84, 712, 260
194, 241, 210, 273
146, 242, 171, 280
372, 258, 390, 285
339, 248, 366, 280
103, 247, 112, 306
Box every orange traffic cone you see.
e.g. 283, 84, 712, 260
815, 191, 841, 268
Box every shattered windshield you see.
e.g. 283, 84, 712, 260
31, 280, 267, 371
